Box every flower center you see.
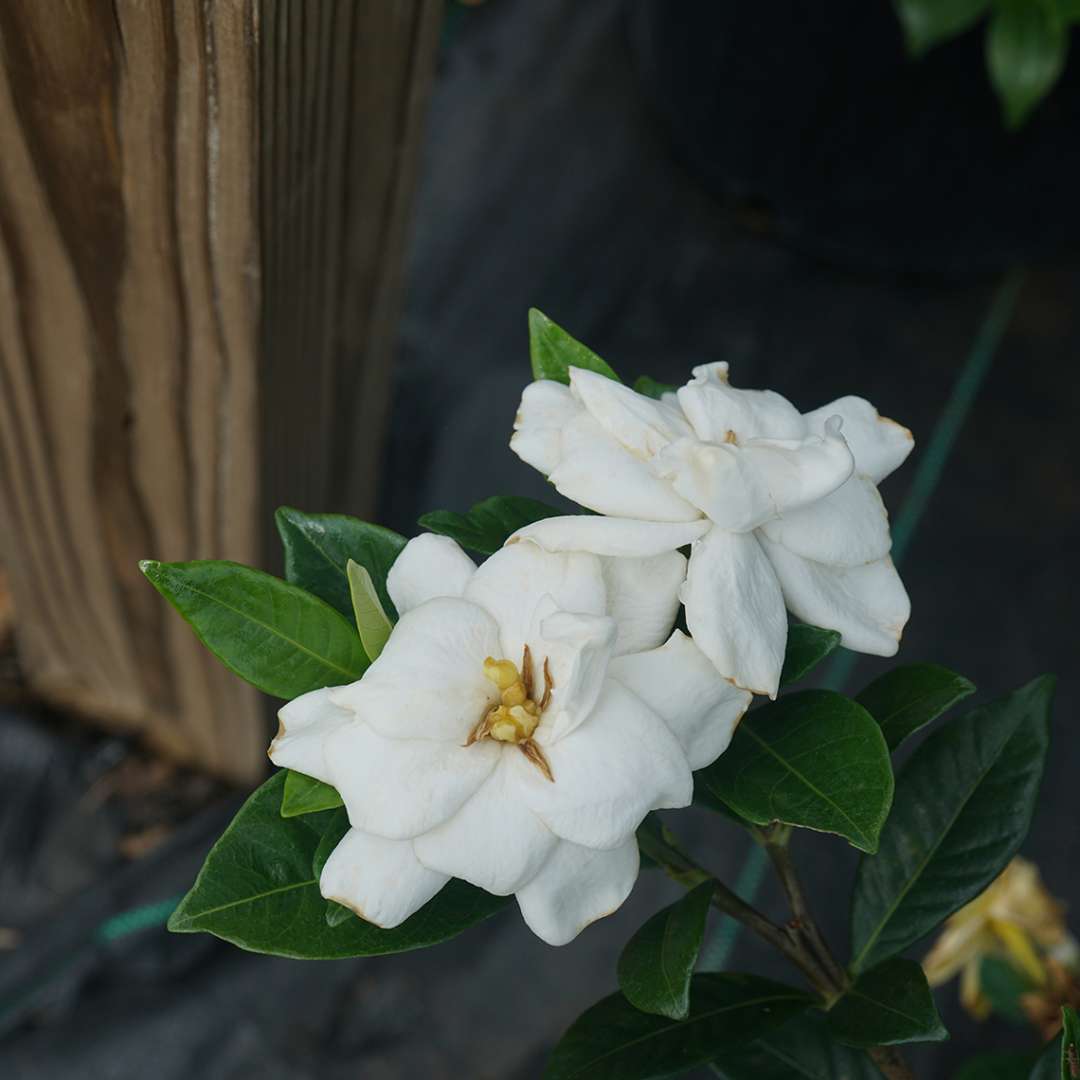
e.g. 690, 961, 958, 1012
466, 645, 555, 781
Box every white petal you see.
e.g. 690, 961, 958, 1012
683, 527, 787, 698
511, 380, 583, 474
324, 720, 499, 839
760, 537, 911, 656
537, 611, 618, 742
600, 550, 687, 657
569, 366, 692, 457
464, 541, 606, 663
516, 837, 640, 946
386, 534, 477, 616
515, 681, 692, 849
677, 362, 806, 443
607, 631, 751, 770
510, 515, 711, 558
804, 395, 913, 484
268, 686, 353, 783
548, 410, 701, 522
330, 597, 501, 742
320, 827, 449, 929
413, 754, 556, 895
759, 474, 892, 567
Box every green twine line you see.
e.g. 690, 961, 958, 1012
94, 896, 182, 943
705, 268, 1027, 970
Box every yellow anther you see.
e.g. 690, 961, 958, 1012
483, 657, 520, 691
501, 682, 527, 708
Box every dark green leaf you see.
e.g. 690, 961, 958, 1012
325, 900, 354, 927
1057, 0, 1080, 23
780, 625, 843, 687
275, 506, 406, 620
696, 690, 894, 853
712, 1011, 887, 1079
633, 375, 677, 400
281, 770, 343, 817
893, 0, 991, 55
168, 772, 509, 958
986, 0, 1068, 129
529, 308, 621, 384
850, 676, 1054, 972
419, 495, 563, 555
827, 958, 946, 1047
856, 663, 975, 750
140, 559, 367, 699
311, 805, 349, 877
617, 881, 715, 1020
1063, 1006, 1080, 1080
544, 973, 810, 1080
979, 953, 1039, 1023
953, 1052, 1037, 1080
1029, 1034, 1065, 1080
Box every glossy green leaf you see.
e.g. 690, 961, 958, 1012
850, 676, 1054, 972
1029, 1033, 1065, 1079
780, 625, 843, 687
827, 958, 946, 1047
308, 806, 355, 926
275, 506, 406, 620
280, 769, 343, 817
1063, 1006, 1080, 1080
528, 308, 621, 384
419, 495, 563, 555
953, 1052, 1037, 1080
617, 881, 715, 1020
893, 0, 991, 55
979, 953, 1038, 1022
711, 1011, 887, 1079
633, 375, 677, 400
168, 772, 509, 958
544, 973, 810, 1080
347, 559, 392, 660
986, 0, 1068, 129
696, 690, 894, 853
140, 559, 367, 699
856, 663, 975, 750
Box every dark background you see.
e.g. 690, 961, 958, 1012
2, 1, 1077, 1076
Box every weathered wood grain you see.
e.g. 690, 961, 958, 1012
0, 0, 441, 782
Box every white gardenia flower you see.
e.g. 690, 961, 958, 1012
510, 362, 914, 698
269, 533, 749, 946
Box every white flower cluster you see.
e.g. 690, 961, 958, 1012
271, 363, 912, 945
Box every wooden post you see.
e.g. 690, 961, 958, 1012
0, 1, 442, 783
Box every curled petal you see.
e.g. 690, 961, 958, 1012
516, 681, 692, 849
677, 362, 806, 443
759, 474, 892, 567
269, 686, 353, 783
324, 720, 499, 839
683, 527, 787, 698
804, 395, 913, 484
600, 549, 687, 657
510, 514, 710, 558
320, 827, 449, 929
538, 610, 618, 742
760, 536, 910, 656
516, 837, 640, 946
511, 380, 583, 474
330, 597, 501, 743
608, 631, 751, 770
413, 755, 557, 895
387, 534, 477, 616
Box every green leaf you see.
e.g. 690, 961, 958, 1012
711, 1011, 887, 1079
617, 881, 715, 1020
280, 770, 343, 817
986, 0, 1068, 130
633, 375, 677, 399
850, 676, 1054, 972
953, 1052, 1037, 1080
1057, 0, 1080, 23
1029, 1034, 1065, 1079
696, 690, 894, 853
780, 625, 843, 687
275, 506, 406, 621
528, 308, 621, 384
826, 958, 946, 1047
893, 0, 991, 55
419, 494, 563, 555
979, 953, 1039, 1022
544, 973, 810, 1080
856, 663, 976, 750
1062, 1006, 1080, 1080
140, 559, 367, 699
346, 559, 392, 660
168, 772, 509, 958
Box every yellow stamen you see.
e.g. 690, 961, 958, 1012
483, 657, 520, 691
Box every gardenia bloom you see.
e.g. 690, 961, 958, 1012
269, 534, 749, 946
510, 363, 914, 697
